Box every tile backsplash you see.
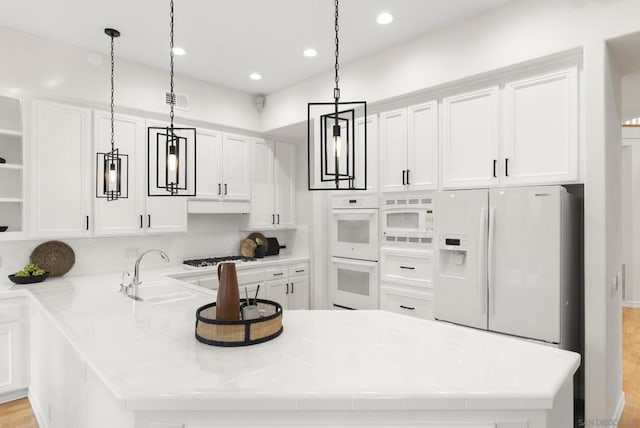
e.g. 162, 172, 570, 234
0, 215, 308, 278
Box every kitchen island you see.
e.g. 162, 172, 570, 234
5, 270, 579, 428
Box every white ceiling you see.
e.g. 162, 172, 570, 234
0, 0, 510, 94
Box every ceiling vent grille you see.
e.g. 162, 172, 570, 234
164, 91, 189, 111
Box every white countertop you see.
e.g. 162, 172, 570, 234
2, 264, 579, 413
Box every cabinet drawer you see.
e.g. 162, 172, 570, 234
288, 263, 309, 277
265, 267, 288, 280
0, 297, 27, 323
237, 268, 265, 285
381, 286, 433, 320
381, 247, 433, 288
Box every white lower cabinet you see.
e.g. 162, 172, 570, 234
380, 286, 433, 320
264, 264, 310, 310
0, 297, 28, 402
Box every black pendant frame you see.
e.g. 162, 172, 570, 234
307, 101, 367, 191
147, 126, 197, 197
96, 148, 129, 201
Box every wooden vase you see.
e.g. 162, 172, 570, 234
216, 262, 241, 321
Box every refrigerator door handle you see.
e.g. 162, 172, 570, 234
479, 207, 488, 314
488, 207, 497, 315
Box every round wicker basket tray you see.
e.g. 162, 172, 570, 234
195, 299, 283, 347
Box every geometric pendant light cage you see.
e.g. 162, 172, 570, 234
307, 0, 367, 191
96, 27, 129, 201
148, 0, 197, 197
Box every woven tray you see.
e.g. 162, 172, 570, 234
195, 299, 283, 347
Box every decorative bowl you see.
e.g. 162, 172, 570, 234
8, 272, 48, 285
0, 157, 5, 164
0, 226, 7, 232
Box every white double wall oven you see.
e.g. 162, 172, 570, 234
329, 194, 379, 310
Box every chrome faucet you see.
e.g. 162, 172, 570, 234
124, 249, 171, 301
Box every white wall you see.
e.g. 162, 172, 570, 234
258, 0, 640, 421
0, 25, 261, 131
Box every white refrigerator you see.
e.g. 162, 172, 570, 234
433, 186, 579, 348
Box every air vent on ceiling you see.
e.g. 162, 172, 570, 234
164, 91, 189, 111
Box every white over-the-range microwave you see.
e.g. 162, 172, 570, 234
380, 195, 434, 240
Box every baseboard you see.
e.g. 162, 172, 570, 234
614, 392, 626, 427
623, 300, 640, 308
0, 388, 27, 404
28, 391, 47, 428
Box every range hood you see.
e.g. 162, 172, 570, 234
187, 200, 250, 214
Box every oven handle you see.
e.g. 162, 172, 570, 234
331, 209, 378, 217
331, 258, 377, 269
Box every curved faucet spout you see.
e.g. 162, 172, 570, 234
130, 249, 171, 301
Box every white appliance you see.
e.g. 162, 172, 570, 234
433, 186, 578, 347
330, 194, 379, 310
380, 195, 434, 240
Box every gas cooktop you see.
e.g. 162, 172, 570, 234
182, 255, 258, 269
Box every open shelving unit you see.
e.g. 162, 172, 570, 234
0, 96, 25, 238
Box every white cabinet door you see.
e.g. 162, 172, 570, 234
275, 141, 296, 229
93, 111, 146, 236
503, 68, 579, 185
379, 109, 408, 193
0, 322, 27, 396
354, 115, 378, 192
407, 101, 438, 191
222, 132, 251, 201
31, 101, 91, 237
145, 122, 188, 233
250, 139, 276, 230
288, 275, 309, 310
442, 87, 499, 189
196, 128, 222, 199
266, 280, 288, 310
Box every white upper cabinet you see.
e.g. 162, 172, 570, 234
93, 111, 146, 236
196, 131, 251, 201
380, 102, 438, 193
250, 139, 296, 230
250, 139, 276, 230
195, 128, 222, 199
380, 109, 408, 192
407, 101, 438, 191
31, 100, 92, 237
354, 114, 378, 193
221, 132, 251, 201
275, 141, 296, 229
502, 67, 579, 185
441, 86, 500, 189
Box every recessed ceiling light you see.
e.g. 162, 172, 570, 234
249, 73, 262, 80
376, 12, 393, 25
172, 47, 186, 56
303, 48, 317, 58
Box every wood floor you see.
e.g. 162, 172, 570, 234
0, 398, 37, 428
1, 309, 639, 427
621, 306, 640, 427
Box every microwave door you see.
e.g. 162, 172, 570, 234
382, 207, 426, 238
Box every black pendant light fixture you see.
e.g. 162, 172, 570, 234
148, 0, 197, 197
96, 28, 129, 201
307, 0, 367, 191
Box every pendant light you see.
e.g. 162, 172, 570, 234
148, 0, 197, 197
96, 28, 129, 201
307, 0, 367, 191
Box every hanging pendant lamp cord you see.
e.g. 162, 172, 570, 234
169, 0, 175, 131
334, 0, 340, 107
110, 33, 115, 153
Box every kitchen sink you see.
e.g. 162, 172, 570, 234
136, 281, 197, 305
